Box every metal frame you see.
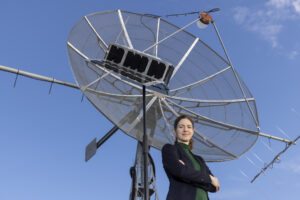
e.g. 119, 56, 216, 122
1, 62, 295, 150
212, 22, 259, 128
118, 10, 133, 49
171, 38, 199, 79
143, 18, 200, 53
169, 66, 231, 93
84, 16, 108, 52
251, 136, 300, 182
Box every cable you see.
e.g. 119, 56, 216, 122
144, 8, 220, 18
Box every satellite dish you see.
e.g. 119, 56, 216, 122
67, 9, 260, 162
0, 9, 298, 199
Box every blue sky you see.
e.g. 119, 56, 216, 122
1, 0, 300, 199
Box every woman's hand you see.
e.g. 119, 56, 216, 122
210, 175, 220, 192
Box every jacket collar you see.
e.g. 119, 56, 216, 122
174, 143, 194, 165
175, 143, 205, 164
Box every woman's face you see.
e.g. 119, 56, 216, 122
175, 118, 194, 144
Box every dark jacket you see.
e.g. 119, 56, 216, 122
162, 143, 216, 200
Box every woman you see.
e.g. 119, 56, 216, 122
162, 115, 220, 200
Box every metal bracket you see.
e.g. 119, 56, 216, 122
13, 69, 19, 88
85, 125, 119, 162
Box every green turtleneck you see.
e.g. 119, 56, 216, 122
178, 142, 208, 200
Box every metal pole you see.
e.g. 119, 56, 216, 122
85, 126, 119, 162
0, 65, 79, 89
211, 22, 259, 128
97, 126, 119, 148
143, 18, 200, 53
142, 85, 149, 200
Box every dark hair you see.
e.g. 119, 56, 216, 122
174, 115, 194, 150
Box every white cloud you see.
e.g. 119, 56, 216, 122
251, 23, 282, 47
233, 0, 300, 48
233, 6, 283, 48
233, 7, 249, 24
267, 0, 291, 8
292, 0, 300, 13
267, 0, 300, 14
266, 0, 300, 17
288, 50, 299, 59
291, 107, 300, 116
278, 157, 300, 174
